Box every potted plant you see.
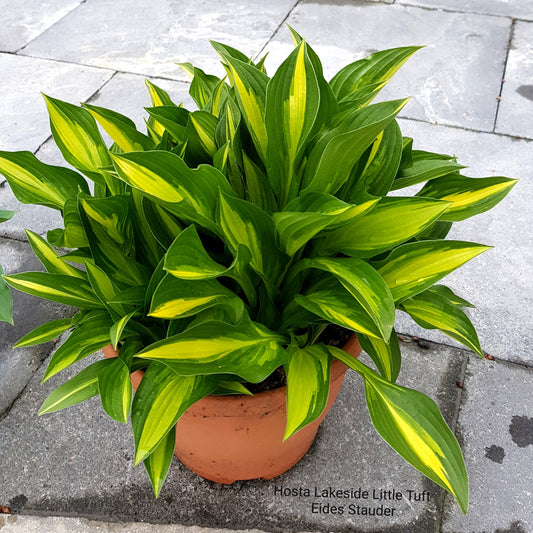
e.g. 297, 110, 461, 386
0, 29, 516, 513
0, 209, 16, 324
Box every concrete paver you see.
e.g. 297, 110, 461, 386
0, 340, 465, 532
394, 119, 533, 366
0, 53, 113, 153
441, 355, 533, 532
396, 0, 533, 21
496, 21, 533, 140
0, 516, 271, 533
0, 0, 83, 52
265, 1, 510, 131
19, 0, 297, 81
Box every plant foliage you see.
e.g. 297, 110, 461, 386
0, 30, 517, 508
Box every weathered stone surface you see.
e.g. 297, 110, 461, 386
0, 340, 465, 532
0, 239, 71, 418
396, 0, 533, 21
441, 355, 533, 532
0, 0, 83, 52
496, 21, 533, 139
393, 118, 532, 366
0, 53, 112, 154
265, 1, 510, 131
20, 0, 296, 81
0, 515, 271, 533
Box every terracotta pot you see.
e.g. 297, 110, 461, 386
102, 334, 361, 484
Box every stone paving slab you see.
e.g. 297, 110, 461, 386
0, 339, 465, 532
441, 355, 533, 532
496, 21, 533, 140
394, 118, 533, 366
265, 1, 510, 132
19, 0, 297, 81
0, 53, 113, 154
0, 239, 71, 417
396, 0, 533, 21
0, 516, 271, 533
0, 0, 83, 53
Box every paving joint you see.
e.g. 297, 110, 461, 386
394, 2, 522, 21
254, 0, 302, 60
493, 18, 516, 132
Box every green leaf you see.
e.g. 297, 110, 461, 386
300, 257, 395, 341
295, 278, 385, 340
42, 311, 114, 382
426, 285, 474, 308
391, 158, 465, 191
329, 348, 468, 514
343, 120, 403, 200
149, 273, 243, 322
219, 55, 269, 161
0, 265, 14, 325
417, 175, 518, 222
186, 110, 218, 159
14, 318, 73, 348
330, 46, 422, 104
284, 342, 332, 440
83, 103, 155, 152
400, 289, 482, 355
145, 106, 189, 142
142, 197, 183, 249
0, 151, 89, 210
43, 94, 111, 181
137, 318, 287, 383
0, 210, 16, 223
179, 62, 222, 109
132, 362, 215, 464
218, 191, 287, 283
143, 425, 176, 498
38, 359, 114, 415
358, 331, 401, 382
303, 99, 409, 196
110, 311, 136, 349
110, 150, 231, 232
98, 357, 133, 423
3, 271, 103, 309
316, 197, 451, 258
375, 240, 491, 302
25, 230, 86, 279
242, 152, 277, 213
265, 41, 321, 207
164, 225, 227, 279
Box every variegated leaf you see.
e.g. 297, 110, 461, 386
132, 362, 215, 464
328, 348, 468, 514
417, 175, 518, 222
358, 331, 401, 382
400, 289, 482, 355
284, 342, 332, 440
137, 318, 287, 383
98, 357, 133, 423
316, 197, 451, 258
15, 318, 73, 348
143, 424, 176, 498
375, 240, 491, 303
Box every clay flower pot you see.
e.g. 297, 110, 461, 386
102, 335, 361, 484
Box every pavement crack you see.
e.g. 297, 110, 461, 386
493, 18, 516, 132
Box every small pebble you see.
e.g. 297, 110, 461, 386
456, 382, 464, 388
484, 353, 495, 360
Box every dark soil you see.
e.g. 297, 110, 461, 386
245, 325, 353, 394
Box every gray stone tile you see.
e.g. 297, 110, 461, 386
441, 355, 533, 532
20, 0, 296, 81
393, 119, 533, 366
0, 515, 269, 533
496, 21, 533, 139
0, 0, 83, 52
0, 339, 465, 531
0, 239, 71, 418
0, 53, 113, 153
265, 2, 510, 131
396, 0, 533, 21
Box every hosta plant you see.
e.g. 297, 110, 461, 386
0, 29, 517, 512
